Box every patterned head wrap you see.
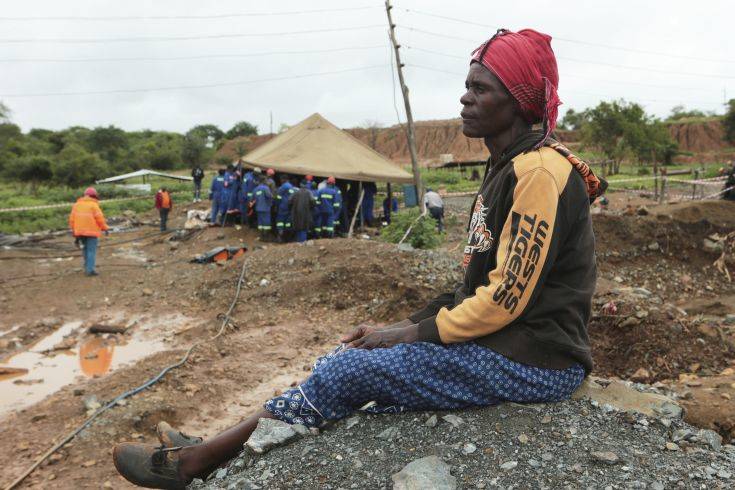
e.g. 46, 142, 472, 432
471, 29, 561, 149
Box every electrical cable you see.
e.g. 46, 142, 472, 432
404, 63, 725, 106
399, 27, 735, 80
3, 255, 249, 490
0, 24, 385, 44
0, 45, 384, 64
0, 64, 388, 98
0, 5, 380, 21
397, 8, 735, 65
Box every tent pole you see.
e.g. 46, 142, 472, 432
348, 189, 365, 239
386, 0, 424, 213
386, 182, 392, 224
358, 182, 364, 231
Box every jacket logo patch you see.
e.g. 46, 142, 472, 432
463, 195, 494, 268
492, 211, 549, 314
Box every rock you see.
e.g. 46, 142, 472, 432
703, 238, 723, 254
391, 456, 456, 490
259, 279, 270, 287
636, 206, 650, 216
630, 368, 650, 382
141, 288, 153, 296
344, 416, 360, 430
441, 414, 464, 428
291, 424, 310, 436
398, 243, 415, 252
648, 242, 660, 251
650, 482, 664, 490
724, 314, 735, 325
377, 426, 399, 441
83, 395, 101, 413
425, 415, 438, 428
226, 478, 257, 490
697, 429, 722, 451
499, 461, 518, 471
590, 451, 620, 464
717, 469, 732, 479
517, 434, 529, 444
245, 418, 297, 454
462, 443, 477, 455
541, 453, 553, 462
619, 317, 640, 328
215, 468, 228, 479
665, 442, 679, 451
81, 460, 96, 467
572, 377, 682, 418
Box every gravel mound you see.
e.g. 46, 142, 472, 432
192, 395, 735, 489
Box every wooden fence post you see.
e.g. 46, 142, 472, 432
692, 169, 700, 200
659, 169, 668, 204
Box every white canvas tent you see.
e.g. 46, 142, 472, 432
96, 169, 193, 184
240, 113, 414, 184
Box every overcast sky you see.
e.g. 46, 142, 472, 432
1, 0, 733, 134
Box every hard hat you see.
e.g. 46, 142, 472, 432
266, 168, 275, 176
327, 176, 336, 185
84, 187, 98, 198
305, 175, 313, 181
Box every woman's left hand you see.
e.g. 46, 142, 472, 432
347, 324, 419, 350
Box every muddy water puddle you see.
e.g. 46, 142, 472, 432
0, 316, 173, 417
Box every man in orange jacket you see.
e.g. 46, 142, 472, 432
155, 187, 173, 231
68, 187, 109, 276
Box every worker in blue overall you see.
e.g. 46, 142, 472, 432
303, 175, 321, 237
251, 176, 273, 241
241, 169, 257, 227
275, 175, 296, 242
317, 176, 342, 238
208, 169, 226, 225
224, 165, 241, 218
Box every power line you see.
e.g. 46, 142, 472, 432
0, 24, 385, 44
0, 64, 387, 98
399, 32, 735, 80
398, 8, 735, 65
404, 46, 718, 92
0, 45, 384, 63
0, 5, 380, 21
405, 64, 724, 106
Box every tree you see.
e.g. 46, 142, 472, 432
4, 155, 54, 191
0, 101, 11, 123
87, 125, 128, 163
52, 144, 107, 187
724, 99, 735, 144
128, 133, 183, 170
182, 130, 208, 167
666, 105, 711, 121
362, 120, 383, 149
188, 124, 224, 147
225, 121, 258, 139
559, 108, 589, 131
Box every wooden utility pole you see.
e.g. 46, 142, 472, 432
385, 0, 424, 213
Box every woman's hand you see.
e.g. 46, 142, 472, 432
347, 324, 419, 350
339, 319, 413, 344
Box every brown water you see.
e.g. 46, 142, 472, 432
0, 320, 164, 417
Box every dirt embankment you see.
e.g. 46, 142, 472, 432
215, 118, 730, 168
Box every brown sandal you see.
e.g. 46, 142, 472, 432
112, 443, 189, 489
156, 421, 203, 448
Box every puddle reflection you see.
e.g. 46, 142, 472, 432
0, 322, 164, 418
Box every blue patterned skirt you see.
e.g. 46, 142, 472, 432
264, 342, 585, 428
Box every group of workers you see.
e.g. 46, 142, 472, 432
206, 163, 387, 243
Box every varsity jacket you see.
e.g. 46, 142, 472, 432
411, 132, 605, 374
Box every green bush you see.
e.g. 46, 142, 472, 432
636, 167, 651, 175
380, 208, 443, 249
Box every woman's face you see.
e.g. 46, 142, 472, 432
460, 62, 520, 138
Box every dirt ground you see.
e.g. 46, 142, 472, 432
1, 192, 735, 488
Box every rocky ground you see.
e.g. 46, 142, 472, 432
195, 379, 735, 490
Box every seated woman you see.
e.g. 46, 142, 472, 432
113, 28, 605, 489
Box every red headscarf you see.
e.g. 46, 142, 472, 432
471, 29, 560, 149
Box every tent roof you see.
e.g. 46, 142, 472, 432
241, 113, 414, 184
96, 169, 193, 184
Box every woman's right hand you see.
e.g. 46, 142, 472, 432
339, 319, 413, 344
